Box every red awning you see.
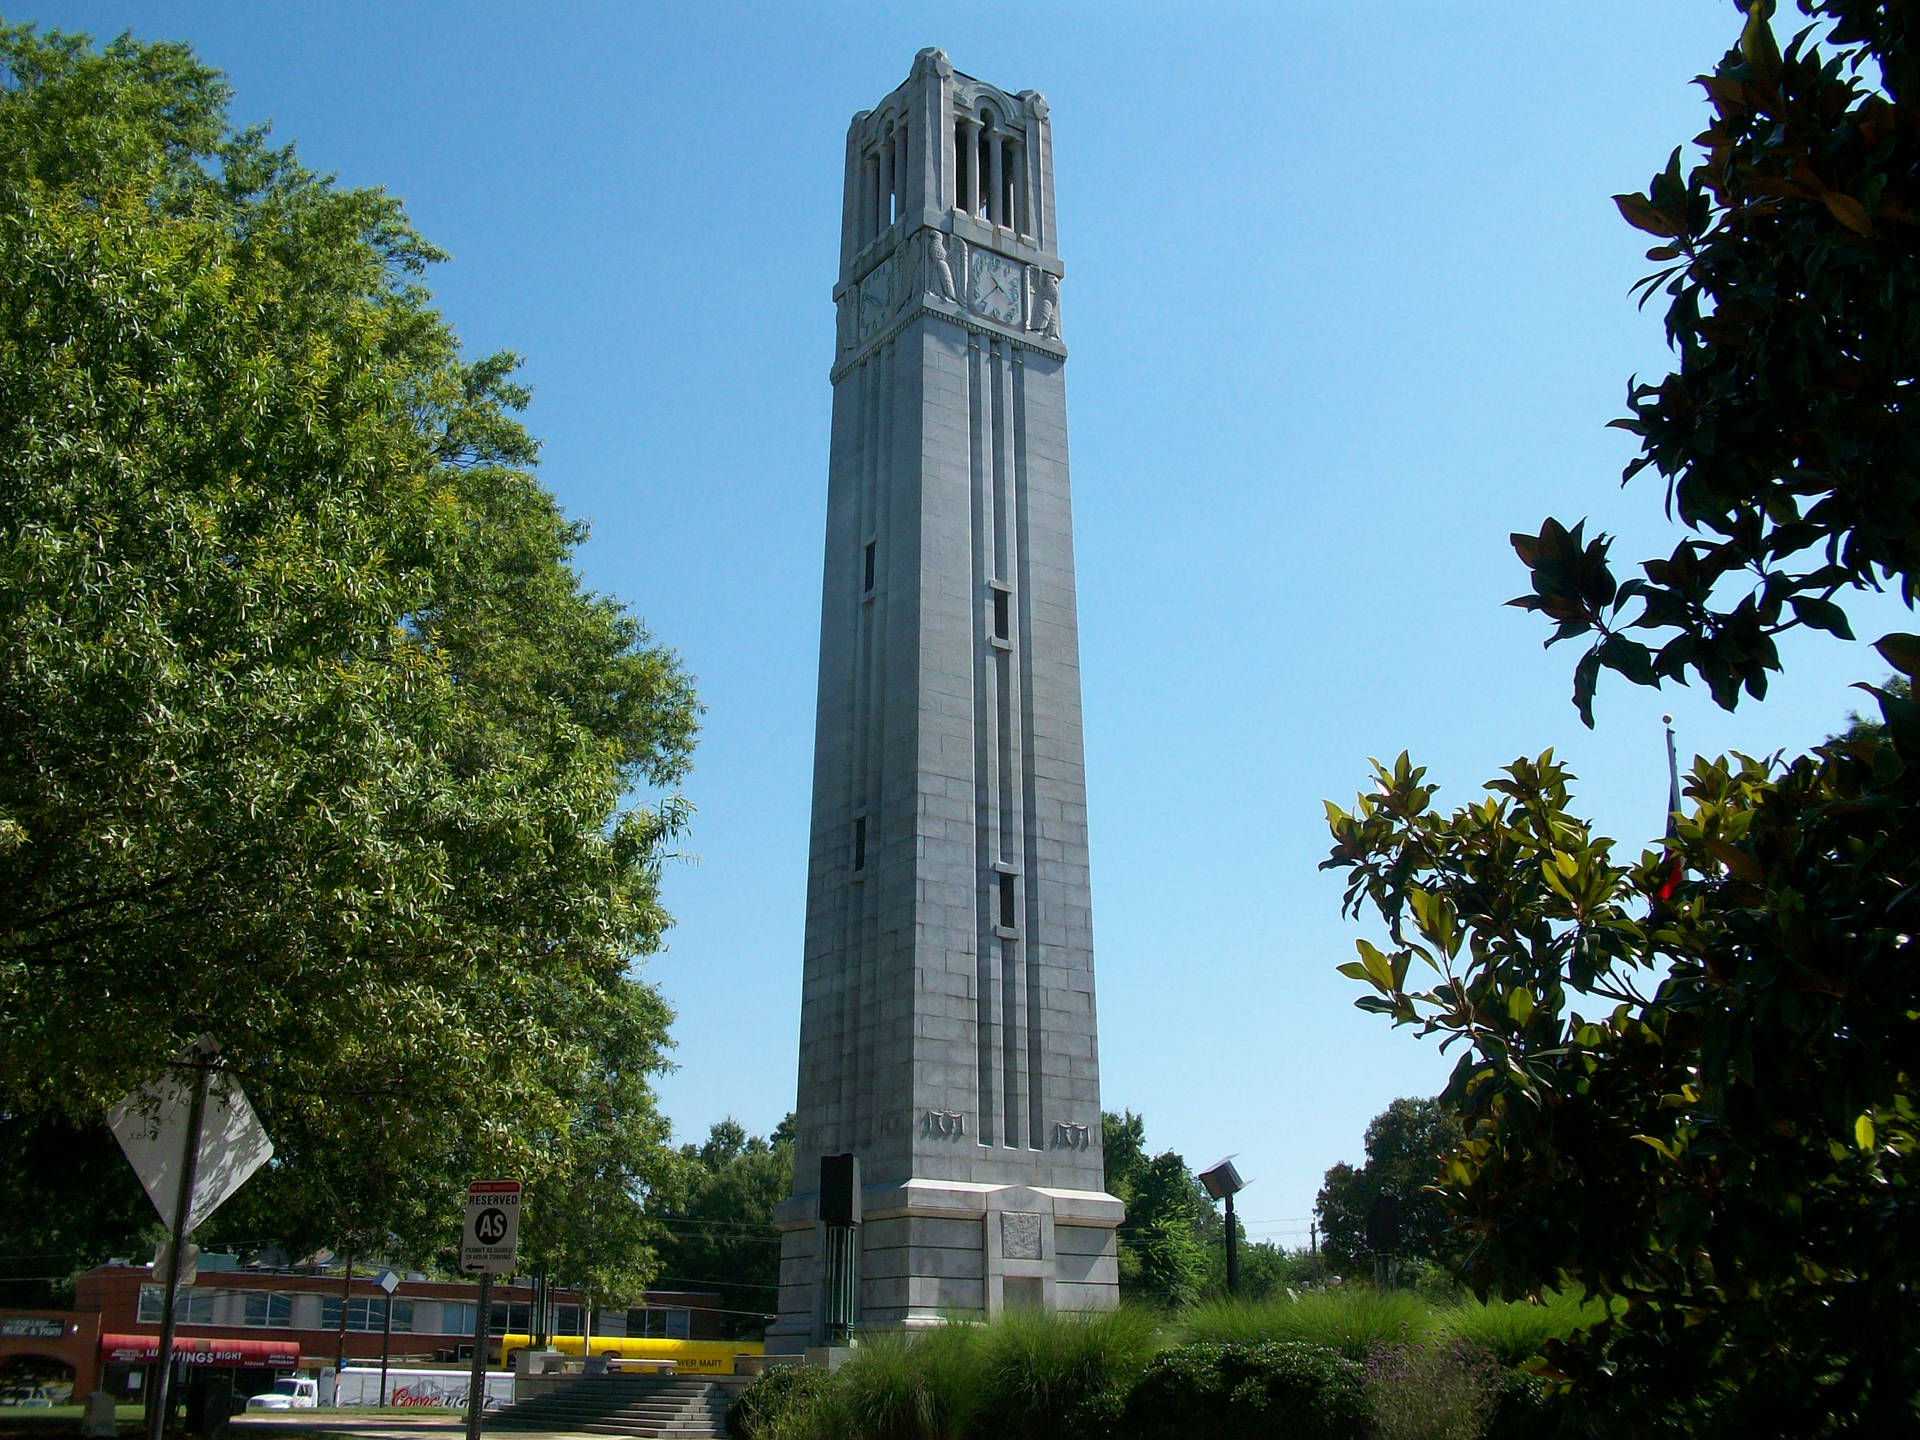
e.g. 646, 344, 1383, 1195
102, 1334, 298, 1368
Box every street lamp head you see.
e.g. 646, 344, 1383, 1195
1198, 1156, 1247, 1201
375, 1268, 400, 1295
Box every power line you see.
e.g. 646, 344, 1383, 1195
646, 1276, 778, 1294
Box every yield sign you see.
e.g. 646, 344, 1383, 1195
108, 1064, 273, 1235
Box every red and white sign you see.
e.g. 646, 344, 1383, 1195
103, 1334, 297, 1368
461, 1181, 521, 1275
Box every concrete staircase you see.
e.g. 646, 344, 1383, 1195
486, 1374, 735, 1438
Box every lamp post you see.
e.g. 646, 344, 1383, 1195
374, 1270, 399, 1407
1197, 1157, 1249, 1296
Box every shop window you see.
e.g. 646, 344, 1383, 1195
138, 1286, 214, 1325
321, 1297, 415, 1333
243, 1293, 292, 1328
625, 1307, 692, 1339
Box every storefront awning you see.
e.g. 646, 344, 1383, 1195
102, 1334, 299, 1368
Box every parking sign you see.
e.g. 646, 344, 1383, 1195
461, 1181, 521, 1274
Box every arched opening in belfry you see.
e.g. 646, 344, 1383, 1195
977, 116, 996, 222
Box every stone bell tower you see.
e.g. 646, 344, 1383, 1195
769, 49, 1121, 1350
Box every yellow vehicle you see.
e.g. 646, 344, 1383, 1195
499, 1333, 764, 1376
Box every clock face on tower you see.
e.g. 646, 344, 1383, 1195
970, 253, 1024, 327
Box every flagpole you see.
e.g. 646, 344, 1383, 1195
1664, 715, 1681, 825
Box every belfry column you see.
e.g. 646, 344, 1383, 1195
772, 47, 1119, 1352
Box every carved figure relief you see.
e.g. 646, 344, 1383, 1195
1051, 1121, 1091, 1150
924, 1108, 966, 1139
1031, 271, 1062, 341
970, 252, 1023, 327
858, 258, 896, 341
927, 232, 957, 303
1002, 1212, 1043, 1260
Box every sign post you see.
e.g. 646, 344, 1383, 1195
460, 1182, 520, 1440
108, 1036, 274, 1440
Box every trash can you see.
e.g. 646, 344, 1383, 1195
185, 1371, 233, 1440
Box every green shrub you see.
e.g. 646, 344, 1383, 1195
1480, 1370, 1583, 1440
836, 1325, 982, 1440
1434, 1292, 1604, 1367
725, 1362, 840, 1440
974, 1306, 1162, 1440
1121, 1341, 1369, 1440
1178, 1287, 1435, 1360
1364, 1340, 1504, 1440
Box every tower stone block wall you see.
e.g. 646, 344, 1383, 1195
771, 49, 1120, 1350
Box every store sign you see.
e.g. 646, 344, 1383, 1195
102, 1334, 297, 1369
0, 1318, 68, 1339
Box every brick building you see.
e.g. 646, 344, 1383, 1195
0, 1260, 721, 1400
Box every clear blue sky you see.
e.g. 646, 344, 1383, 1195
37, 1, 1909, 1246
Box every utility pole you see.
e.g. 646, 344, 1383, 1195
334, 1249, 354, 1382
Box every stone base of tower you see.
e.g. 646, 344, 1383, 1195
765, 1180, 1123, 1353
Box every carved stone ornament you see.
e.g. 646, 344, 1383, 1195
1030, 271, 1062, 341
1051, 1121, 1091, 1151
926, 232, 958, 304
1002, 1211, 1043, 1260
858, 258, 896, 342
924, 1108, 966, 1139
970, 252, 1023, 327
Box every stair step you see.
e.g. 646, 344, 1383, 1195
487, 1374, 730, 1440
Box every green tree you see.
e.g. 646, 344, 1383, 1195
1102, 1111, 1217, 1308
0, 25, 698, 1265
1313, 1098, 1463, 1274
652, 1118, 792, 1339
1326, 4, 1920, 1430
514, 983, 678, 1315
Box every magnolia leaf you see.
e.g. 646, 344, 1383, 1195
1875, 632, 1920, 679
1789, 594, 1854, 639
1706, 838, 1763, 884
1541, 861, 1576, 902
1355, 939, 1397, 992
1823, 191, 1872, 235
1614, 191, 1678, 238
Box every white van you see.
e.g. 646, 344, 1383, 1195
245, 1378, 318, 1411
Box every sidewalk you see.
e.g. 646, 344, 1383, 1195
231, 1417, 582, 1440
233, 1419, 463, 1440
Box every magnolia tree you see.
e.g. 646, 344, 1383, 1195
1326, 3, 1919, 1432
